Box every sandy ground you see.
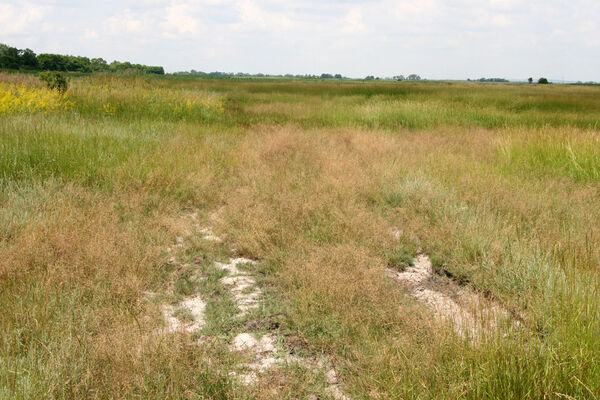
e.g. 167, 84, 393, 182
387, 253, 516, 339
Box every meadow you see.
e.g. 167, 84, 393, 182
0, 72, 599, 399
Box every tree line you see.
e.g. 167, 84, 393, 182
173, 70, 351, 79
0, 43, 164, 74
174, 70, 426, 81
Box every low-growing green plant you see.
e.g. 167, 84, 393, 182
387, 248, 415, 271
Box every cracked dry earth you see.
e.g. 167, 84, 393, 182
156, 212, 351, 399
387, 253, 517, 339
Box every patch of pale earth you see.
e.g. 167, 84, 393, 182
321, 369, 351, 400
162, 295, 206, 333
412, 287, 479, 338
326, 385, 351, 400
198, 227, 223, 242
166, 236, 186, 253
387, 254, 514, 339
386, 254, 432, 285
220, 275, 255, 289
231, 333, 258, 351
216, 257, 257, 274
217, 258, 261, 315
229, 333, 280, 385
229, 333, 352, 398
390, 227, 402, 240
162, 305, 181, 332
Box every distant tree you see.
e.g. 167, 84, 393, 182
39, 71, 68, 93
478, 77, 509, 82
37, 54, 67, 71
0, 44, 20, 69
19, 48, 38, 69
320, 73, 333, 79
90, 58, 108, 71
334, 74, 342, 79
394, 75, 405, 81
407, 74, 421, 81
365, 75, 375, 80
528, 77, 533, 84
1, 43, 163, 74
145, 66, 165, 75
538, 77, 549, 84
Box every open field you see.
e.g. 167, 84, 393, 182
1, 74, 599, 399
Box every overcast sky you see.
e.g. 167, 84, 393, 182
1, 0, 599, 80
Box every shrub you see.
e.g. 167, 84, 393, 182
538, 77, 549, 84
39, 71, 68, 93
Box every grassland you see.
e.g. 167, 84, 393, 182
1, 73, 599, 399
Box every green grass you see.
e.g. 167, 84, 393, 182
498, 129, 600, 182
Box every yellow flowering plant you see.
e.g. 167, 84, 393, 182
0, 82, 74, 114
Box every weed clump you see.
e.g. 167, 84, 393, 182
387, 248, 415, 271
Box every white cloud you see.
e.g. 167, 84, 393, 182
235, 0, 295, 31
107, 10, 149, 34
84, 28, 99, 39
161, 2, 200, 37
394, 0, 438, 22
0, 2, 46, 35
341, 8, 366, 34
488, 0, 518, 10
491, 14, 511, 27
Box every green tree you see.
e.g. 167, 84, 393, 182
528, 77, 533, 84
90, 58, 108, 71
0, 44, 20, 69
37, 54, 67, 71
538, 77, 549, 84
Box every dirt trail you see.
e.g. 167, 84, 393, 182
158, 212, 351, 398
218, 255, 350, 398
159, 225, 208, 334
387, 254, 516, 339
228, 329, 349, 399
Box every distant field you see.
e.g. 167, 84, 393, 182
1, 74, 599, 399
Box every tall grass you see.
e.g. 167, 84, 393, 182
498, 129, 600, 182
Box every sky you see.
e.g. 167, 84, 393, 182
1, 0, 599, 81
